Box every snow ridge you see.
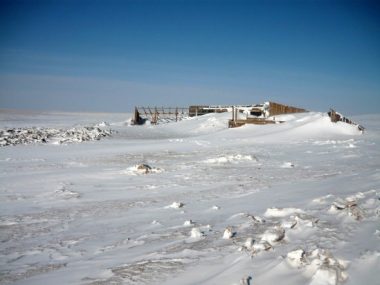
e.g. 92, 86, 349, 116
0, 126, 113, 146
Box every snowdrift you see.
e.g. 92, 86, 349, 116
122, 111, 363, 142
0, 111, 363, 146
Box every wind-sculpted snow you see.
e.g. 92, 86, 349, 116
0, 111, 379, 285
0, 126, 113, 146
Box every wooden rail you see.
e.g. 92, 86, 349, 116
132, 107, 188, 125
268, 102, 307, 116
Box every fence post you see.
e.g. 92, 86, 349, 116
154, 107, 158, 124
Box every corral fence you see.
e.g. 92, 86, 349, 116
132, 107, 188, 125
268, 102, 307, 116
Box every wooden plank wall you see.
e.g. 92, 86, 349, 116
269, 102, 307, 116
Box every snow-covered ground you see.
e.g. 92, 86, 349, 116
0, 110, 379, 285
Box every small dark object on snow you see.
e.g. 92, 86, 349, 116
137, 164, 152, 174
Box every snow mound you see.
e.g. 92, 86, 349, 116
313, 139, 356, 146
235, 112, 363, 143
281, 219, 298, 229
246, 214, 265, 223
198, 116, 228, 131
264, 207, 304, 218
166, 202, 184, 209
281, 162, 295, 168
281, 113, 362, 137
153, 112, 230, 137
252, 240, 272, 252
183, 220, 194, 226
204, 154, 255, 164
244, 237, 255, 249
308, 249, 348, 285
287, 249, 306, 267
95, 121, 110, 127
55, 185, 80, 199
329, 198, 364, 220
190, 227, 204, 239
222, 227, 235, 239
261, 227, 285, 243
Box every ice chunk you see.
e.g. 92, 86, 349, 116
264, 207, 304, 218
167, 202, 184, 209
190, 227, 204, 238
281, 162, 295, 168
244, 238, 255, 249
223, 227, 235, 239
252, 241, 272, 251
261, 227, 285, 243
281, 219, 297, 229
183, 220, 194, 226
136, 164, 152, 174
287, 249, 305, 267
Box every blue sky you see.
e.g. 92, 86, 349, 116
0, 0, 379, 114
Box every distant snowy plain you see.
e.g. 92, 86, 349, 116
0, 110, 379, 285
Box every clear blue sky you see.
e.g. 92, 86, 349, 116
0, 0, 379, 114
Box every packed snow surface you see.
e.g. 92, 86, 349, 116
0, 110, 379, 285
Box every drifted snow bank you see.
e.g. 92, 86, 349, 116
204, 154, 255, 164
229, 112, 363, 143
264, 207, 304, 218
0, 126, 113, 146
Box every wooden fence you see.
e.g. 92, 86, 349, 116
268, 102, 307, 116
132, 107, 188, 125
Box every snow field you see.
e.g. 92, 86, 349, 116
0, 111, 379, 285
